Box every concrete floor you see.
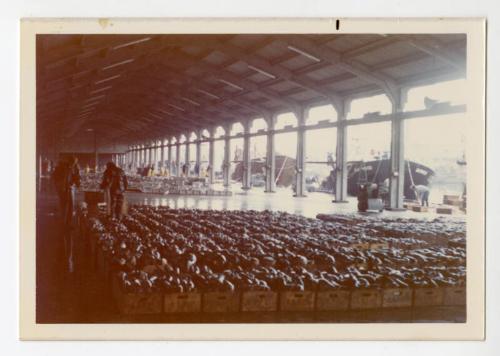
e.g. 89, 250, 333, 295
108, 185, 465, 220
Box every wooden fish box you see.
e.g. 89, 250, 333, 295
350, 289, 382, 310
315, 290, 350, 311
202, 292, 240, 313
279, 291, 315, 312
382, 288, 412, 308
412, 205, 428, 213
115, 291, 163, 315
112, 276, 162, 315
370, 242, 389, 250
436, 207, 453, 215
164, 292, 202, 313
413, 288, 444, 306
351, 242, 370, 250
443, 195, 460, 205
443, 286, 466, 305
241, 291, 278, 312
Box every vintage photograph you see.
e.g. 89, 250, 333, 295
21, 19, 485, 338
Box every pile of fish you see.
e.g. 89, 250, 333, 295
88, 206, 466, 294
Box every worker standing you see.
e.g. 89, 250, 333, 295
101, 162, 114, 215
52, 156, 81, 272
101, 162, 128, 219
411, 184, 430, 207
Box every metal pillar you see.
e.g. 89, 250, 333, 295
388, 90, 408, 210
223, 124, 231, 188
176, 142, 181, 177
333, 100, 351, 203
151, 145, 156, 167
195, 131, 202, 177
294, 108, 307, 197
185, 141, 191, 177
167, 144, 172, 175
160, 142, 165, 169
93, 130, 98, 172
242, 120, 252, 190
151, 145, 156, 166
265, 115, 277, 193
208, 129, 215, 184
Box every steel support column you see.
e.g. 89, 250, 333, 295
333, 100, 351, 203
160, 143, 165, 169
152, 144, 157, 168
388, 90, 408, 210
195, 131, 202, 177
223, 124, 231, 188
265, 114, 277, 193
242, 120, 252, 190
167, 144, 172, 176
185, 141, 191, 177
208, 129, 215, 184
176, 142, 182, 177
294, 108, 307, 197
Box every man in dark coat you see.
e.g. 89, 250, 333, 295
52, 156, 80, 272
52, 156, 81, 226
101, 162, 128, 219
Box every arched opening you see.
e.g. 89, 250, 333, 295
305, 126, 337, 194
247, 117, 268, 189
170, 137, 178, 176
199, 130, 210, 176
275, 112, 297, 130
229, 122, 244, 186
250, 117, 267, 133
347, 94, 392, 120
274, 112, 298, 188
307, 104, 337, 125
214, 126, 225, 138
404, 79, 467, 204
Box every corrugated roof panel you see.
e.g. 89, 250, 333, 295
255, 42, 288, 61
267, 80, 299, 93
246, 72, 273, 84
327, 76, 370, 92
326, 35, 381, 53
380, 56, 445, 79
289, 90, 318, 101
303, 64, 345, 81
280, 55, 315, 71
229, 34, 267, 50
202, 50, 229, 66
225, 61, 250, 75
355, 42, 421, 67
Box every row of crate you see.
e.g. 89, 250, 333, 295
83, 220, 465, 316
111, 276, 465, 315
166, 189, 232, 196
